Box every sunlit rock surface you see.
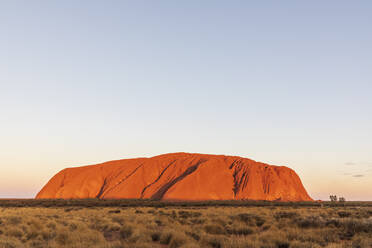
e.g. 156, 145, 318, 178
36, 153, 313, 201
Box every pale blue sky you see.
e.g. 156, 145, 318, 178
1, 1, 371, 200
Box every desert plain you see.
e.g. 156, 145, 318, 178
0, 200, 371, 248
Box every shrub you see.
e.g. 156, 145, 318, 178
178, 211, 202, 219
111, 216, 125, 225
41, 229, 56, 241
202, 235, 224, 248
46, 221, 56, 229
227, 226, 254, 235
295, 216, 323, 228
119, 226, 133, 239
186, 231, 201, 241
56, 231, 70, 245
105, 223, 121, 232
25, 230, 39, 240
29, 240, 44, 248
108, 210, 121, 214
169, 233, 187, 248
64, 207, 76, 212
235, 213, 255, 224
235, 213, 265, 226
155, 219, 163, 226
276, 241, 290, 248
325, 218, 341, 228
338, 211, 352, 218
341, 219, 372, 235
151, 232, 161, 242
7, 216, 22, 225
352, 237, 370, 248
5, 228, 23, 238
204, 224, 225, 235
255, 216, 265, 227
0, 240, 20, 248
191, 218, 205, 224
330, 195, 338, 202
160, 231, 173, 245
274, 211, 297, 220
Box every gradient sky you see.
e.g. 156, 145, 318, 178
1, 1, 371, 200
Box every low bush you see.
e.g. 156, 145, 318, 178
234, 213, 265, 226
169, 233, 188, 248
202, 235, 225, 248
204, 224, 225, 235
119, 226, 133, 239
186, 231, 201, 241
338, 211, 352, 218
7, 216, 22, 225
227, 226, 254, 235
108, 210, 121, 214
178, 210, 202, 219
294, 216, 323, 228
151, 232, 161, 241
274, 211, 298, 220
160, 231, 173, 245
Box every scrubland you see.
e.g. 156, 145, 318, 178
0, 202, 371, 248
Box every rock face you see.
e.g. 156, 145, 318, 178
36, 153, 313, 201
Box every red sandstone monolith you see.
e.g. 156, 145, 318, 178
36, 153, 313, 201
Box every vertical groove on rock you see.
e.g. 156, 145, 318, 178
230, 159, 247, 198
150, 159, 207, 200
262, 167, 269, 194
60, 171, 66, 188
96, 178, 108, 199
96, 166, 109, 198
231, 159, 240, 198
100, 162, 145, 198
140, 160, 177, 199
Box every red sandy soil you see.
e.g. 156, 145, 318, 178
36, 153, 313, 201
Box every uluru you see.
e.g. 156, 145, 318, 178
36, 153, 313, 201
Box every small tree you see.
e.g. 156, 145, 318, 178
339, 197, 346, 202
330, 195, 338, 202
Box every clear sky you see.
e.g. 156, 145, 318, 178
1, 1, 371, 200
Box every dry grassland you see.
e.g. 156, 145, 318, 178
0, 205, 371, 248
